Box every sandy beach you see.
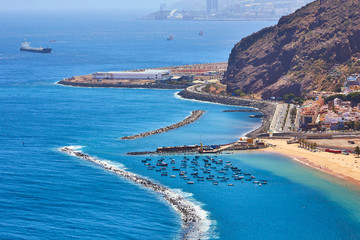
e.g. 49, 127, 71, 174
262, 139, 360, 185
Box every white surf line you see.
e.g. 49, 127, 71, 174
60, 146, 212, 240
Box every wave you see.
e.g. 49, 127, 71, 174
60, 146, 213, 240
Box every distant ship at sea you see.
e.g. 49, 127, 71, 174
20, 40, 52, 53
199, 30, 204, 36
167, 34, 174, 41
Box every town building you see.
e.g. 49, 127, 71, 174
207, 0, 218, 14
300, 97, 324, 128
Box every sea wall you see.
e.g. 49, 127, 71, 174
60, 146, 209, 240
178, 88, 276, 138
58, 80, 190, 90
121, 110, 205, 140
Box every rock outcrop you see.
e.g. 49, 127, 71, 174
223, 0, 360, 99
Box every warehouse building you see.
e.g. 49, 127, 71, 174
92, 69, 171, 80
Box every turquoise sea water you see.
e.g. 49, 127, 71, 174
1, 11, 360, 240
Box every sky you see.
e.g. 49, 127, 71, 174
0, 0, 178, 12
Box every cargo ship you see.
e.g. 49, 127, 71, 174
20, 40, 52, 53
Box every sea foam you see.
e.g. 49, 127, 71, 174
60, 146, 213, 240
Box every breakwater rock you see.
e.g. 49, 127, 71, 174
121, 110, 205, 140
222, 109, 258, 112
178, 88, 276, 138
60, 146, 210, 240
58, 80, 189, 90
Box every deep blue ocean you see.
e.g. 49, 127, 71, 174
1, 11, 360, 240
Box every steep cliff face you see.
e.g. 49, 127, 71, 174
222, 0, 360, 99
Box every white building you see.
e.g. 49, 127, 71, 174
333, 98, 342, 106
92, 69, 171, 80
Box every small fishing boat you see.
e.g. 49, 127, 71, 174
187, 181, 194, 184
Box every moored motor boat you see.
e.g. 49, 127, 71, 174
157, 161, 168, 166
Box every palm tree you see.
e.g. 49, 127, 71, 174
355, 146, 360, 158
310, 143, 314, 151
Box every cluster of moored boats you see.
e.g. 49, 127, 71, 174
141, 156, 268, 186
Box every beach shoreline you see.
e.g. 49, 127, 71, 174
259, 139, 360, 186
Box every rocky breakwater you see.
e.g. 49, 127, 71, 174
58, 79, 190, 90
60, 146, 210, 240
178, 86, 276, 138
121, 110, 205, 140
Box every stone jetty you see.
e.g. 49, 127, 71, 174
121, 110, 205, 140
222, 109, 258, 112
178, 87, 276, 138
60, 146, 209, 240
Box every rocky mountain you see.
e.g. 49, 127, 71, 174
222, 0, 360, 99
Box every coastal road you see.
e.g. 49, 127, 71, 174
270, 103, 297, 133
270, 103, 288, 133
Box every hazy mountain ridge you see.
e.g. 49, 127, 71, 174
223, 0, 360, 98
